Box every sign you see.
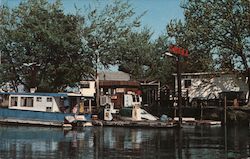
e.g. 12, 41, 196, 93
111, 95, 117, 100
169, 45, 188, 57
116, 88, 125, 93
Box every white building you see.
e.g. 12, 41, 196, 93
79, 81, 96, 97
174, 72, 248, 102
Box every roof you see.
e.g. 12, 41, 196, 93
172, 72, 227, 76
98, 71, 130, 81
0, 92, 68, 97
99, 80, 140, 88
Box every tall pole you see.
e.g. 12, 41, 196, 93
224, 95, 227, 125
164, 52, 183, 126
177, 56, 182, 127
96, 51, 100, 112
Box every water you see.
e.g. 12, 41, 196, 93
0, 125, 249, 159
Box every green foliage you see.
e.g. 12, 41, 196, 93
170, 0, 250, 102
82, 0, 144, 69
115, 30, 175, 87
153, 34, 176, 86
0, 0, 144, 92
167, 19, 214, 73
0, 0, 92, 92
169, 0, 250, 73
116, 29, 153, 79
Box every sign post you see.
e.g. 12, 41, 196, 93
176, 55, 182, 127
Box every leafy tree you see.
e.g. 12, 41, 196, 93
116, 29, 175, 88
167, 0, 250, 102
167, 20, 214, 73
116, 29, 154, 80
0, 0, 91, 92
153, 34, 176, 86
0, 0, 143, 92
82, 0, 144, 70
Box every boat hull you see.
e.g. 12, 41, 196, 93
0, 108, 91, 126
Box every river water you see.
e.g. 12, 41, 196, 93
0, 125, 249, 159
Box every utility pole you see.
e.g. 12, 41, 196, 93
176, 55, 182, 127
165, 45, 188, 127
95, 50, 100, 112
164, 52, 182, 127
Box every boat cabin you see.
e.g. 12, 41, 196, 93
7, 92, 68, 112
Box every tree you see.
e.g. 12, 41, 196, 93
0, 0, 91, 92
167, 0, 250, 102
153, 34, 176, 86
167, 19, 214, 73
0, 0, 147, 92
115, 29, 176, 89
116, 29, 154, 80
81, 0, 144, 71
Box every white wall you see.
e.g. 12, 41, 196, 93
79, 81, 95, 97
9, 95, 60, 112
175, 73, 248, 101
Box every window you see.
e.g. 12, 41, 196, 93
132, 95, 136, 102
80, 82, 90, 88
136, 95, 140, 102
46, 107, 52, 112
21, 97, 33, 107
47, 97, 52, 102
10, 97, 18, 107
36, 97, 42, 102
184, 79, 191, 88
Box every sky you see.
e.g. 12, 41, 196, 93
1, 0, 184, 39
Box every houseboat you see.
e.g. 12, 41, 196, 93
0, 92, 92, 126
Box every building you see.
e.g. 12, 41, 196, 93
173, 72, 248, 106
98, 71, 141, 109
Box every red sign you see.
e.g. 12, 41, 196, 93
169, 45, 188, 57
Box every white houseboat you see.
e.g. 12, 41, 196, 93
0, 92, 92, 126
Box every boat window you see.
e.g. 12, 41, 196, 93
36, 97, 42, 102
46, 107, 52, 112
47, 97, 52, 102
21, 97, 33, 107
10, 97, 18, 107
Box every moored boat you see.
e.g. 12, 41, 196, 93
0, 92, 92, 127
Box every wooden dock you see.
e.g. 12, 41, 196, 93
91, 118, 221, 129
92, 120, 178, 128
0, 117, 221, 129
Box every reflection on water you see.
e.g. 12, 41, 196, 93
0, 125, 249, 159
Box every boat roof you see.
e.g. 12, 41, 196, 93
0, 92, 68, 97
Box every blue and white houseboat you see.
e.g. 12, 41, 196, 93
0, 92, 92, 127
